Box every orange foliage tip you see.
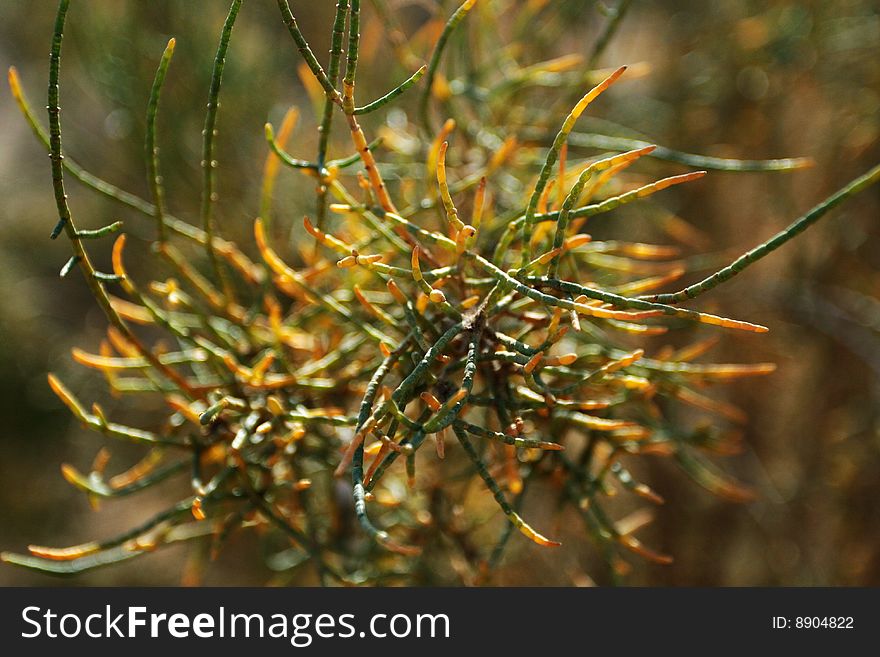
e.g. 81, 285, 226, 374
623, 242, 680, 259
569, 65, 627, 122
574, 300, 664, 321
699, 363, 777, 379
608, 320, 668, 336
564, 234, 592, 250
547, 352, 578, 366
618, 534, 673, 565
557, 142, 567, 207
71, 347, 117, 371
357, 254, 383, 266
675, 387, 747, 424
455, 224, 476, 253
512, 512, 561, 548
611, 426, 653, 442
671, 336, 720, 362
694, 312, 769, 333
642, 170, 706, 195
90, 403, 108, 427
266, 395, 285, 416
336, 255, 357, 268
615, 348, 644, 369
302, 216, 320, 236
523, 351, 544, 374
447, 389, 467, 406
192, 498, 207, 521
364, 441, 383, 456
537, 178, 556, 215
547, 306, 563, 335
47, 373, 89, 423
110, 234, 134, 294
305, 216, 351, 253
508, 477, 523, 496
472, 178, 488, 229
7, 65, 22, 98
386, 279, 407, 303
614, 375, 653, 391
109, 450, 164, 490
420, 392, 442, 411
376, 531, 422, 557
616, 268, 687, 295
536, 247, 562, 266
410, 246, 424, 281
714, 479, 756, 503
429, 289, 447, 304
166, 395, 203, 425
434, 430, 447, 459
27, 542, 101, 562
254, 218, 309, 290
92, 446, 110, 475
570, 413, 638, 431
60, 463, 93, 494
634, 483, 665, 505
461, 295, 480, 309
426, 120, 455, 180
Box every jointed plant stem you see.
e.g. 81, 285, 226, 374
419, 0, 476, 134
46, 0, 196, 399
9, 0, 878, 583
315, 0, 349, 230
201, 0, 242, 295
145, 38, 175, 243
647, 163, 880, 304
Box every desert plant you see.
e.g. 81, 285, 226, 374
2, 0, 877, 585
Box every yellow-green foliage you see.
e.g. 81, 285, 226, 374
3, 0, 878, 585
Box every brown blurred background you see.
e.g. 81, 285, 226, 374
0, 0, 877, 586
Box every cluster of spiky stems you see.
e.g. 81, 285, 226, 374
3, 0, 878, 585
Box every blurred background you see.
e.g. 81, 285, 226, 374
0, 0, 877, 586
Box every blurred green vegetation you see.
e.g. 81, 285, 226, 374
0, 0, 877, 586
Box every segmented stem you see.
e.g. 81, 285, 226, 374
145, 38, 175, 243
519, 66, 626, 267
648, 163, 880, 304
201, 0, 242, 288
276, 0, 342, 103
418, 0, 477, 133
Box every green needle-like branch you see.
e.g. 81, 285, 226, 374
354, 65, 426, 115
277, 0, 342, 104
419, 0, 476, 134
646, 163, 880, 304
201, 0, 242, 289
145, 37, 175, 243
